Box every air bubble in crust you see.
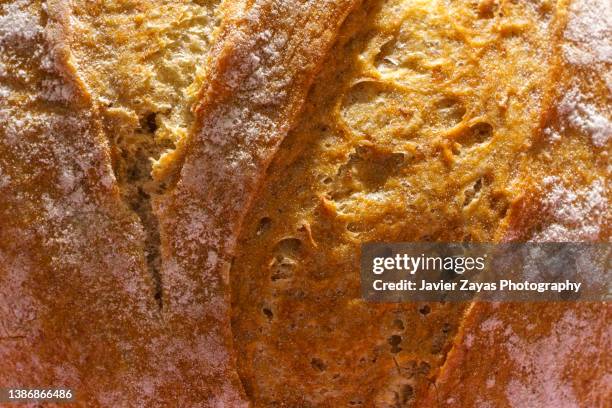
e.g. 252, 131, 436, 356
311, 358, 327, 372
340, 81, 419, 141
456, 122, 494, 150
388, 334, 402, 353
256, 217, 272, 236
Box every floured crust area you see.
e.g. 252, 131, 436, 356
421, 0, 611, 406
1, 0, 609, 407
1, 0, 361, 406
424, 302, 611, 407
0, 0, 250, 406
229, 0, 569, 406
0, 0, 159, 404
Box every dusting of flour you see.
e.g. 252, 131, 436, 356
562, 0, 612, 66
546, 0, 612, 147
532, 176, 608, 242
502, 309, 608, 408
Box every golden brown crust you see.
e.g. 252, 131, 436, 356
0, 0, 609, 406
228, 0, 600, 405
421, 302, 611, 407
421, 0, 611, 405
155, 0, 361, 403
1, 0, 361, 406
0, 0, 159, 405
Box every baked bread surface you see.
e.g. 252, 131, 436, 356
0, 0, 252, 405
230, 0, 609, 406
0, 0, 609, 406
0, 0, 360, 405
423, 0, 611, 406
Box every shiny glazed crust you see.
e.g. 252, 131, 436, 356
0, 0, 609, 407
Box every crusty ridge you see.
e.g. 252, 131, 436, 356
0, 0, 160, 405
154, 0, 362, 403
0, 0, 360, 405
422, 0, 611, 405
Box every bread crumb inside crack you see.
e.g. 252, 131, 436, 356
69, 0, 222, 308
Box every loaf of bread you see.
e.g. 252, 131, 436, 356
0, 0, 609, 406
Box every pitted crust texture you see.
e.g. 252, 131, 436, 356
230, 0, 609, 406
0, 0, 609, 406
